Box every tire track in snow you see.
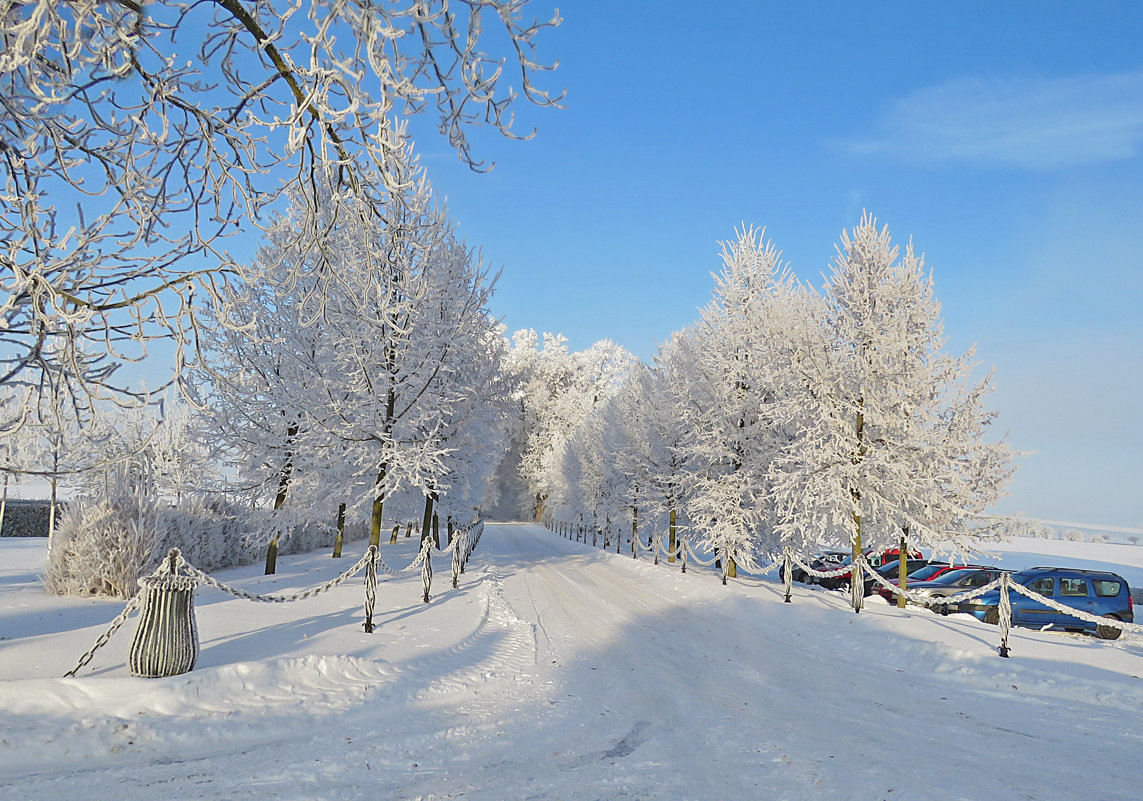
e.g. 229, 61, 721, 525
410, 563, 540, 707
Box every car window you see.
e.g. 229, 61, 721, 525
1093, 579, 1123, 597
908, 565, 945, 581
1027, 577, 1054, 595
1059, 577, 1088, 597
929, 569, 972, 584
966, 572, 991, 587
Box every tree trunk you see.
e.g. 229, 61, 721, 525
368, 464, 388, 549
0, 474, 8, 537
369, 388, 398, 550
332, 502, 346, 558
421, 493, 434, 547
668, 508, 677, 564
265, 421, 299, 575
632, 506, 638, 557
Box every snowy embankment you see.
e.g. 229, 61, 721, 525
2, 525, 1142, 800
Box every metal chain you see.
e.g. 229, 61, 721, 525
684, 541, 720, 567
64, 593, 143, 677
184, 549, 374, 603
63, 527, 481, 675
788, 553, 854, 580
376, 537, 433, 577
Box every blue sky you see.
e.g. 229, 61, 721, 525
411, 1, 1143, 530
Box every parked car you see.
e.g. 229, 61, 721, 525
966, 567, 1134, 639
900, 567, 1006, 613
873, 563, 998, 603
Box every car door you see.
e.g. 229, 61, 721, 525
1056, 576, 1093, 626
1016, 576, 1056, 626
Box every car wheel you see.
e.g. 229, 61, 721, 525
1096, 615, 1123, 640
983, 606, 999, 625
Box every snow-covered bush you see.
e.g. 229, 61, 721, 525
45, 489, 163, 598
44, 487, 377, 598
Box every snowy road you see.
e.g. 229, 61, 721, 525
3, 524, 1143, 799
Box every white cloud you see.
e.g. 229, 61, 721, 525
843, 70, 1143, 169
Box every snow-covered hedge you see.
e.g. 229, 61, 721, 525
44, 491, 369, 598
0, 500, 50, 537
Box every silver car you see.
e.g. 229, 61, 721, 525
905, 567, 1006, 614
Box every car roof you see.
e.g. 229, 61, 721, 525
1015, 566, 1126, 581
926, 566, 998, 581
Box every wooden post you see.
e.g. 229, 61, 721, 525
668, 509, 677, 564
390, 523, 400, 545
897, 530, 908, 609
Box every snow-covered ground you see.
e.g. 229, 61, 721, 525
2, 525, 1143, 800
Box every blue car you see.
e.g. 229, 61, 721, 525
965, 566, 1134, 640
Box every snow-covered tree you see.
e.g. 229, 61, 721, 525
1, 0, 560, 447
672, 228, 815, 580
508, 330, 576, 520
193, 148, 507, 562
510, 334, 638, 522
769, 214, 1015, 607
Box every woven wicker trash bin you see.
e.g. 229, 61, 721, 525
129, 570, 200, 678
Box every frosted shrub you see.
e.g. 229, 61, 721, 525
46, 492, 257, 598
44, 490, 372, 598
153, 495, 258, 574
45, 490, 161, 598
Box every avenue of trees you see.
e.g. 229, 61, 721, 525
1, 5, 1014, 600
529, 217, 1015, 591
1, 0, 560, 592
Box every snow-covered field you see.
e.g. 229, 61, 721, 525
3, 524, 1143, 800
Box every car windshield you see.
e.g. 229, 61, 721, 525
906, 564, 948, 582
928, 568, 981, 584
